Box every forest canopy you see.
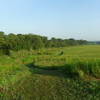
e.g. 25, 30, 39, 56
0, 31, 88, 55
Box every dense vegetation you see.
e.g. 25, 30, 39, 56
0, 45, 100, 100
0, 31, 88, 55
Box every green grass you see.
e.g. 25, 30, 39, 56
0, 45, 100, 100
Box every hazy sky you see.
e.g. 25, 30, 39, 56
0, 0, 100, 40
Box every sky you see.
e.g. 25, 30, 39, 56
0, 0, 100, 41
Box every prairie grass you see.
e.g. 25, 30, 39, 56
0, 45, 100, 100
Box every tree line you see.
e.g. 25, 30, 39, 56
0, 31, 88, 55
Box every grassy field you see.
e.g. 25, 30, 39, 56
0, 45, 100, 100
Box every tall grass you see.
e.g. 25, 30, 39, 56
64, 58, 100, 79
33, 56, 100, 79
0, 45, 100, 100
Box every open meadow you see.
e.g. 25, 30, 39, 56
0, 45, 100, 100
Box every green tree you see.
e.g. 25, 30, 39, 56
0, 32, 10, 55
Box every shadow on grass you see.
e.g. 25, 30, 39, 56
26, 63, 76, 79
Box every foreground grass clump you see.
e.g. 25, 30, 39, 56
63, 58, 100, 79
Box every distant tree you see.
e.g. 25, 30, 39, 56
0, 32, 10, 55
0, 31, 5, 36
77, 40, 88, 45
0, 31, 88, 55
32, 36, 44, 49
